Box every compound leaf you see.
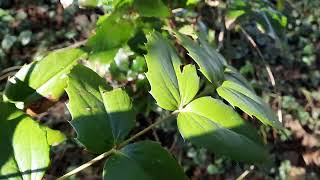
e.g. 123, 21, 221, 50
175, 32, 224, 87
66, 64, 135, 153
177, 64, 200, 107
145, 32, 182, 111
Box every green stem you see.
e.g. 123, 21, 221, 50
57, 111, 179, 180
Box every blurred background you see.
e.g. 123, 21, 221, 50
0, 0, 319, 179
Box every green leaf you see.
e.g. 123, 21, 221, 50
178, 65, 200, 107
177, 97, 267, 163
66, 64, 135, 153
145, 32, 182, 111
197, 33, 227, 66
0, 102, 50, 180
217, 80, 282, 129
133, 0, 170, 18
43, 127, 66, 146
175, 32, 224, 87
145, 32, 200, 110
224, 66, 254, 92
103, 141, 188, 180
86, 13, 135, 63
186, 0, 200, 6
3, 48, 86, 108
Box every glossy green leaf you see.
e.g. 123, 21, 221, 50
197, 34, 227, 66
43, 127, 66, 146
175, 32, 224, 87
86, 13, 135, 63
66, 64, 135, 153
133, 0, 170, 17
0, 102, 50, 180
3, 48, 86, 108
103, 141, 188, 180
217, 80, 282, 129
224, 66, 254, 92
178, 65, 200, 107
177, 97, 267, 163
145, 32, 182, 111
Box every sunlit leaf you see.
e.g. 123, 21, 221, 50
43, 127, 66, 146
177, 97, 267, 163
66, 64, 135, 153
0, 101, 50, 180
217, 80, 282, 129
86, 13, 135, 63
177, 64, 200, 107
145, 32, 181, 110
133, 0, 170, 17
3, 48, 86, 108
175, 32, 224, 87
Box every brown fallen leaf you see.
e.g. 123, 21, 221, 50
302, 150, 320, 166
284, 115, 319, 148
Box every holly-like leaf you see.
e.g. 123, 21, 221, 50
103, 141, 188, 180
133, 0, 170, 18
86, 13, 135, 63
145, 32, 200, 110
3, 48, 86, 108
66, 64, 135, 153
217, 80, 282, 129
175, 32, 224, 87
145, 32, 182, 110
177, 64, 200, 107
0, 101, 50, 180
177, 97, 267, 163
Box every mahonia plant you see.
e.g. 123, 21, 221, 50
0, 0, 284, 179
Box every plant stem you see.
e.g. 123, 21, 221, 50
57, 148, 116, 180
118, 111, 178, 148
57, 111, 179, 179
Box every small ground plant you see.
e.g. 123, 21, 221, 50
0, 0, 285, 179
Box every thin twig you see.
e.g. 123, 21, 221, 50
49, 39, 87, 51
58, 111, 179, 179
0, 65, 21, 75
118, 111, 179, 148
239, 25, 276, 87
57, 148, 116, 180
236, 165, 254, 180
239, 25, 283, 122
0, 72, 16, 82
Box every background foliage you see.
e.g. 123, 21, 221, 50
0, 0, 319, 179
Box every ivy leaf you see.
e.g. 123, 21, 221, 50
3, 48, 86, 109
133, 0, 170, 18
175, 32, 224, 87
217, 80, 282, 129
86, 13, 135, 63
177, 97, 267, 163
0, 101, 50, 180
66, 64, 135, 153
103, 141, 188, 180
145, 32, 182, 111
